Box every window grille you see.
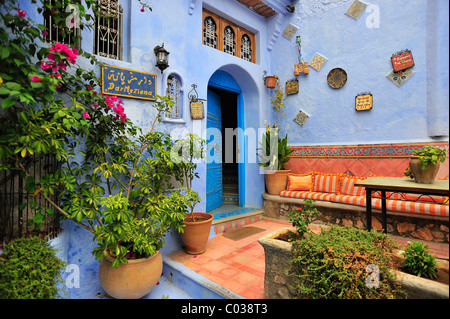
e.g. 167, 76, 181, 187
240, 34, 252, 62
166, 75, 183, 119
95, 0, 123, 60
203, 17, 218, 49
43, 0, 80, 47
223, 26, 236, 56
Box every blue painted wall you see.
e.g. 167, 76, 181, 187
270, 0, 449, 146
18, 0, 449, 213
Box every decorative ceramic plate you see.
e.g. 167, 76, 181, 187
327, 68, 347, 89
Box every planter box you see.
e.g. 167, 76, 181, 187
258, 227, 449, 299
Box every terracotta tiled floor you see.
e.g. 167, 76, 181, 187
168, 219, 449, 299
168, 219, 292, 299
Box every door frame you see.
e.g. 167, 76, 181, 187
207, 70, 245, 207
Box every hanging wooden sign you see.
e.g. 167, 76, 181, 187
391, 49, 414, 72
286, 79, 299, 95
355, 92, 373, 111
190, 101, 204, 119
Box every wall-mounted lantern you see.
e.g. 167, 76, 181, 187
153, 43, 170, 73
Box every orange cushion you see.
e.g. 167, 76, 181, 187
286, 173, 313, 191
340, 175, 367, 196
313, 172, 342, 194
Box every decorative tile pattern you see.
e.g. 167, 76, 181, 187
282, 23, 298, 40
294, 109, 310, 126
345, 0, 368, 19
386, 68, 414, 87
309, 53, 327, 71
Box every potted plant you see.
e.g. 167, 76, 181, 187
404, 146, 447, 184
172, 133, 213, 255
265, 75, 278, 89
257, 124, 294, 195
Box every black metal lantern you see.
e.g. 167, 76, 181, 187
153, 43, 170, 73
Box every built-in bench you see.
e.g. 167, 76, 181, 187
262, 172, 449, 243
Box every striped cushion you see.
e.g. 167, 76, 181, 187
402, 193, 448, 204
340, 175, 367, 196
332, 194, 366, 206
280, 190, 335, 201
313, 173, 342, 194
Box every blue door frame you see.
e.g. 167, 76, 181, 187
207, 70, 245, 209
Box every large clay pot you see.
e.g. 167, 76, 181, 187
408, 157, 440, 184
264, 169, 291, 195
98, 251, 162, 299
180, 212, 214, 255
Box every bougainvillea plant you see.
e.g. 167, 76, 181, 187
1, 0, 199, 268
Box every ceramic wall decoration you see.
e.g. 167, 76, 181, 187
327, 68, 347, 89
294, 109, 310, 126
386, 69, 414, 87
294, 38, 309, 76
190, 101, 204, 119
286, 79, 299, 95
345, 0, 368, 19
391, 49, 415, 72
355, 92, 373, 111
309, 53, 327, 71
283, 23, 299, 40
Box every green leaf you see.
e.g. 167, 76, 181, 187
0, 46, 10, 59
1, 97, 16, 109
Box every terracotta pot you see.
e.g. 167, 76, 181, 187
264, 169, 291, 195
408, 157, 440, 184
265, 75, 278, 88
180, 212, 214, 255
98, 250, 162, 299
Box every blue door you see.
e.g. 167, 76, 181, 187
206, 89, 223, 212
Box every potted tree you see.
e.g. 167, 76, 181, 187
172, 134, 214, 255
404, 146, 447, 184
257, 124, 294, 195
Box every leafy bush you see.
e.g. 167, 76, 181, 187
0, 236, 66, 299
288, 199, 319, 239
290, 225, 406, 299
402, 241, 438, 279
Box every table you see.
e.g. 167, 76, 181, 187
355, 177, 449, 233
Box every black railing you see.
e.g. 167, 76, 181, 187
1, 155, 61, 246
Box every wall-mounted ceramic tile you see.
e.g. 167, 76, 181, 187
282, 23, 299, 40
294, 109, 310, 126
309, 53, 327, 71
345, 0, 368, 19
386, 69, 414, 87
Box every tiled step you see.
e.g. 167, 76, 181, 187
213, 209, 264, 235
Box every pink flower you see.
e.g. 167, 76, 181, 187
82, 112, 90, 119
140, 7, 145, 12
40, 61, 51, 70
42, 30, 48, 37
86, 86, 93, 91
30, 76, 41, 82
57, 61, 67, 71
47, 53, 55, 62
93, 102, 99, 108
17, 9, 26, 17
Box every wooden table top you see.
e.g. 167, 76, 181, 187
355, 177, 449, 195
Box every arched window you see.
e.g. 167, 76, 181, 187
166, 75, 183, 119
203, 16, 218, 49
223, 26, 236, 56
240, 34, 252, 62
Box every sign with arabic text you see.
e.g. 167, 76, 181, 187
101, 64, 156, 100
355, 93, 373, 111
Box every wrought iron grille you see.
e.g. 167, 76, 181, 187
0, 155, 61, 245
240, 34, 252, 62
223, 26, 236, 56
203, 17, 218, 49
95, 0, 123, 60
166, 75, 183, 119
43, 0, 80, 47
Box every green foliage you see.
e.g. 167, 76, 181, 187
256, 124, 294, 170
290, 225, 406, 299
402, 241, 438, 279
0, 236, 66, 299
0, 0, 200, 269
271, 83, 285, 124
288, 199, 319, 239
404, 146, 447, 178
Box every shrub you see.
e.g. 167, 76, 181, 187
290, 225, 406, 299
402, 241, 438, 279
0, 236, 66, 299
288, 199, 320, 239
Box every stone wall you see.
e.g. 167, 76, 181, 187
263, 194, 449, 243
